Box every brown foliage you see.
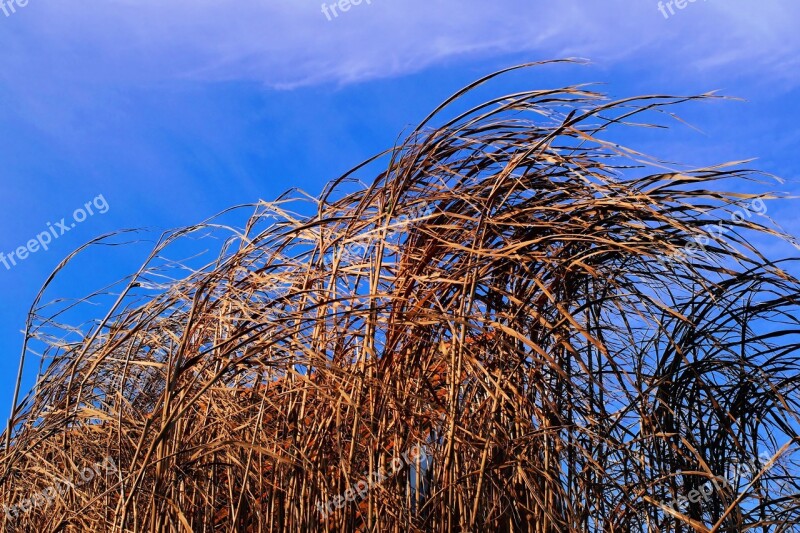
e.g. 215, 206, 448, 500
3, 61, 800, 532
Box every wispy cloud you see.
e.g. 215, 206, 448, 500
1, 0, 798, 90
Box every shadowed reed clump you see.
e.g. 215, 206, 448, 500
3, 62, 800, 532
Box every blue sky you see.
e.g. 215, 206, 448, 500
1, 0, 799, 423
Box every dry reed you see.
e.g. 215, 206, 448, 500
3, 61, 800, 532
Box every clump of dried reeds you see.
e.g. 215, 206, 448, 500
3, 61, 800, 532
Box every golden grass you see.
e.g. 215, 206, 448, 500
3, 61, 800, 531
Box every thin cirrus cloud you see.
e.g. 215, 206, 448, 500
0, 0, 798, 91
